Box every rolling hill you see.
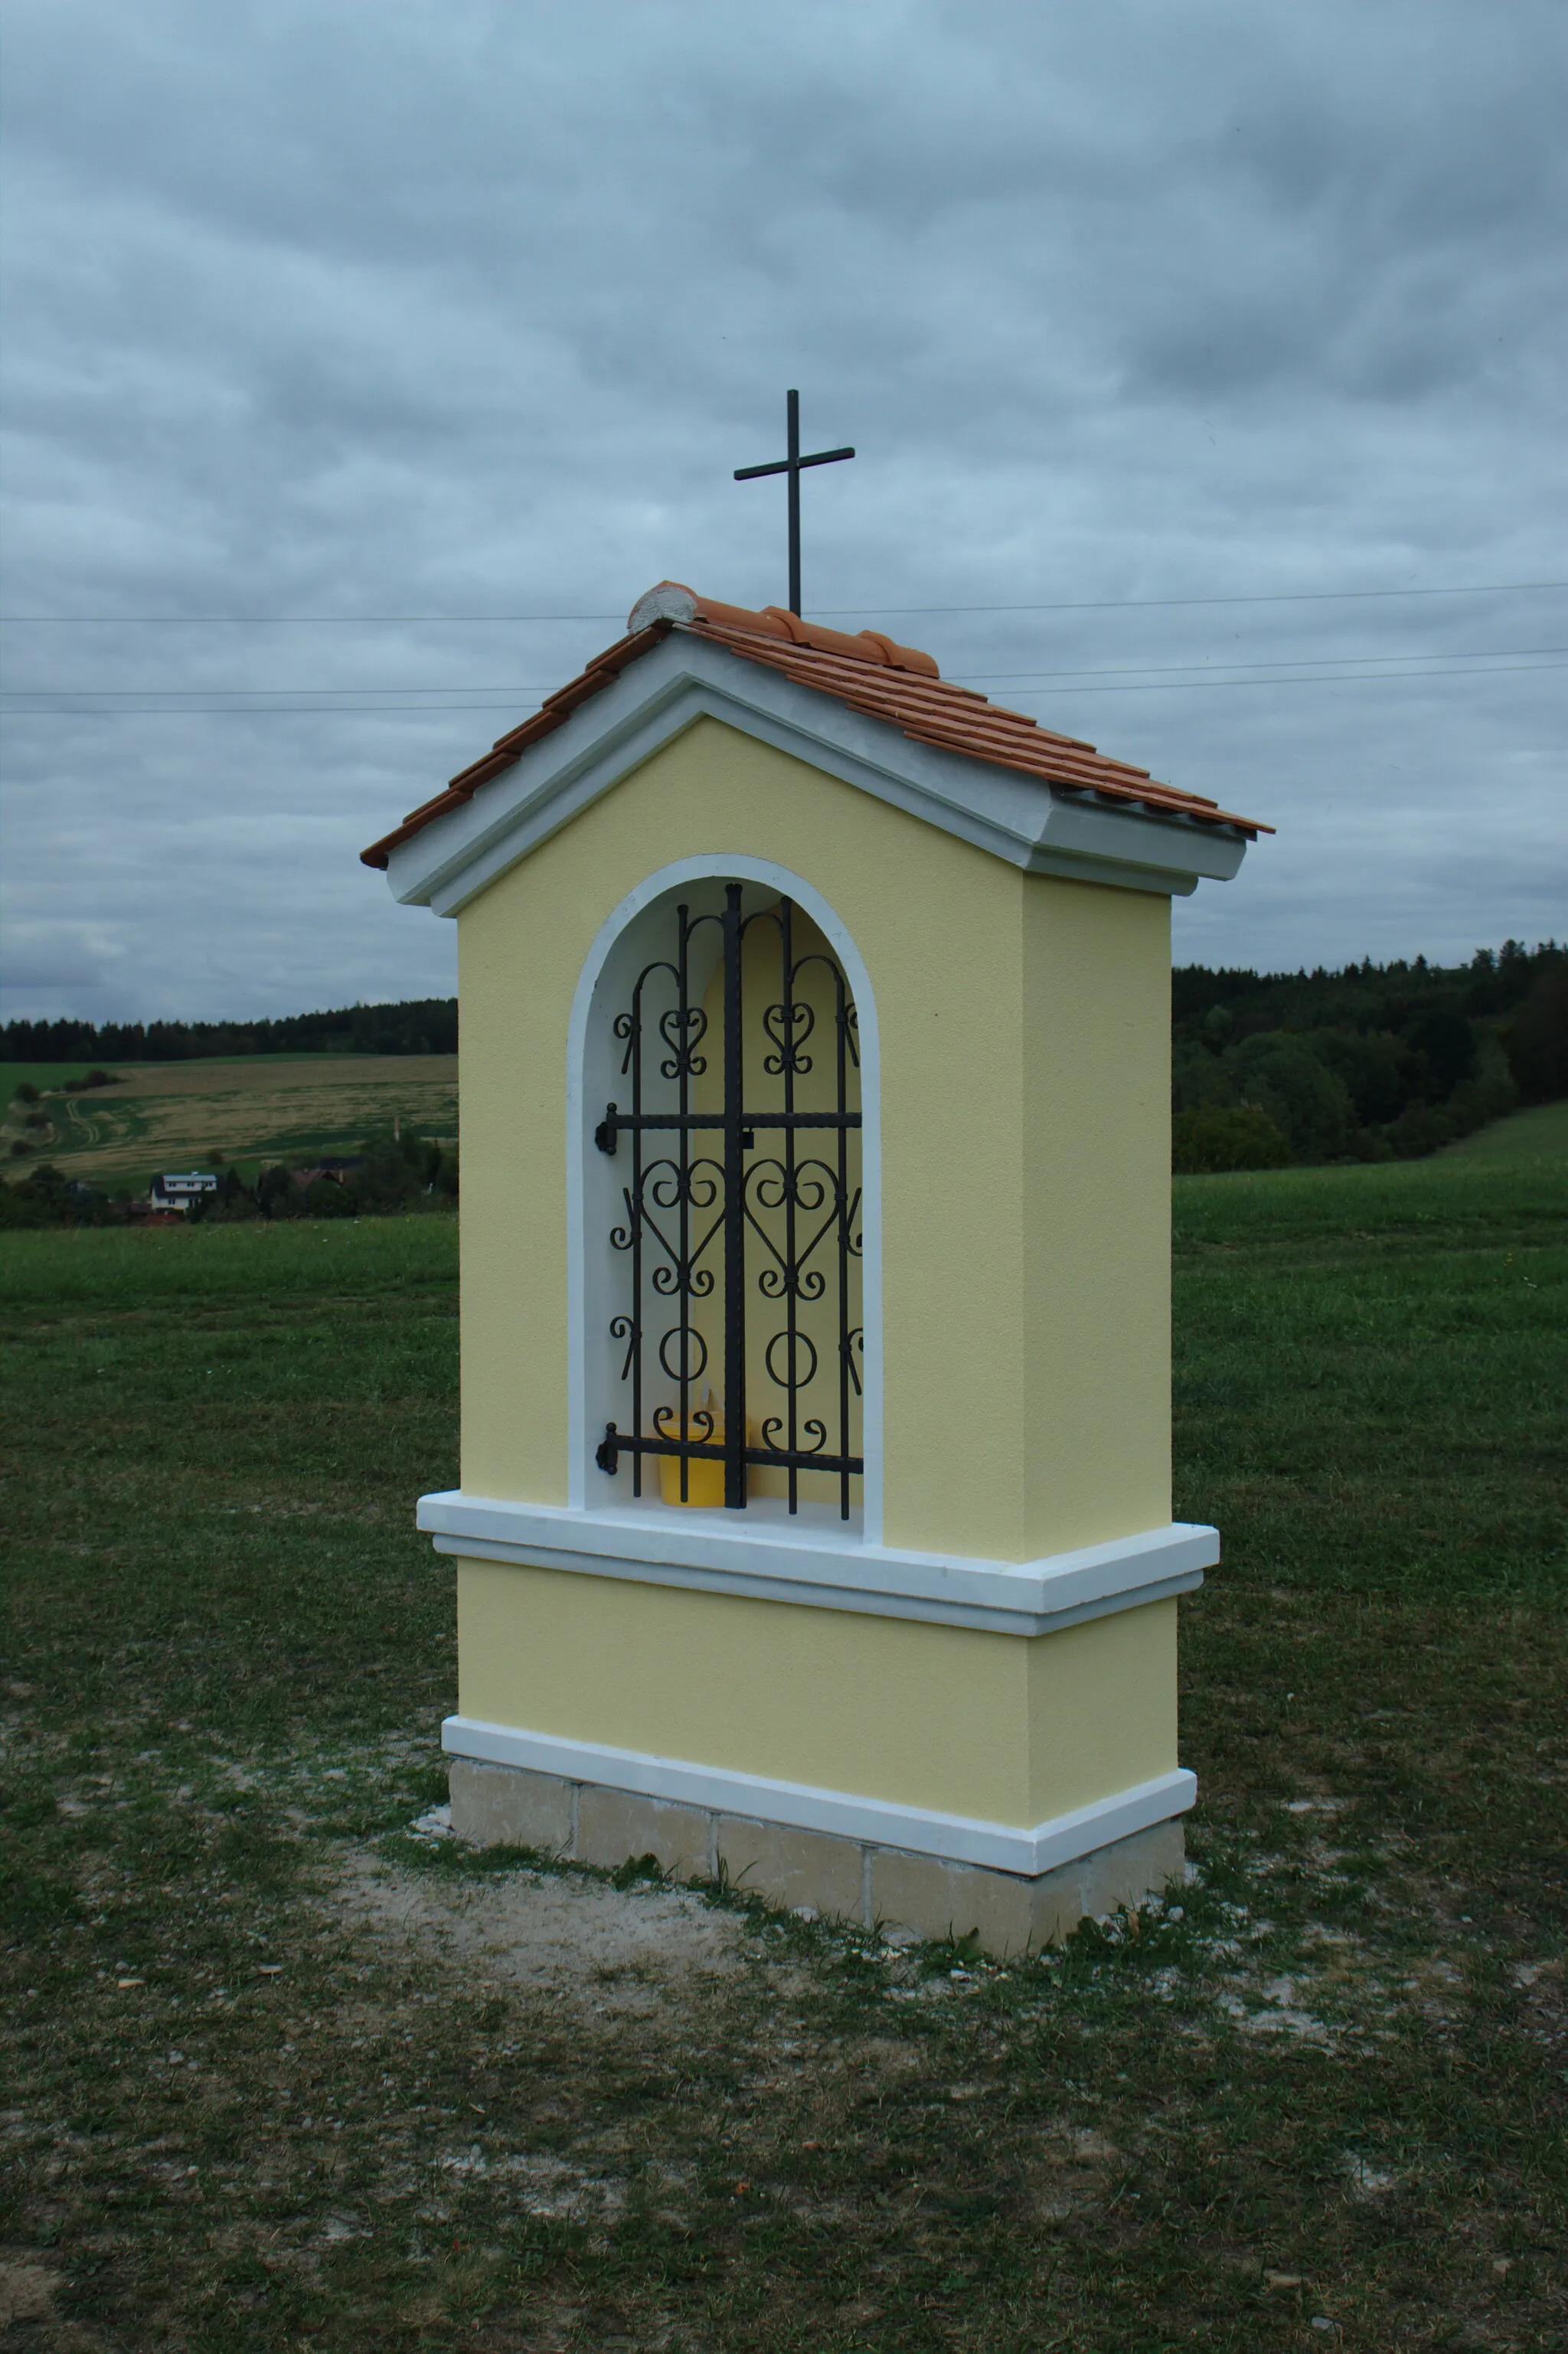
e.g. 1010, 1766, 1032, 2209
1, 1054, 457, 1190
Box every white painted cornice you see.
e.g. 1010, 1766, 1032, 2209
383, 632, 1249, 916
419, 1490, 1216, 1636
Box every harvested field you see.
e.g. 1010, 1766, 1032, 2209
0, 1054, 457, 1184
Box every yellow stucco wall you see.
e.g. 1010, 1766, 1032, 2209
457, 1558, 1177, 1826
1021, 878, 1173, 1542
449, 712, 1179, 1817
457, 711, 1171, 1558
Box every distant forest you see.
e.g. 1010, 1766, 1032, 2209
4, 942, 1564, 1173
2, 996, 458, 1064
1170, 938, 1565, 1169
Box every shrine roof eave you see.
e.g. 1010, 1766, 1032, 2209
373, 626, 1257, 918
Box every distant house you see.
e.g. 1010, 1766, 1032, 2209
148, 1172, 219, 1214
289, 1156, 362, 1191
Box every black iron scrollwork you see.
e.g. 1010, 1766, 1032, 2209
595, 887, 864, 1519
658, 1004, 707, 1081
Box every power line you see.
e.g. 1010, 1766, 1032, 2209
2, 580, 1566, 625
3, 646, 1563, 701
0, 685, 554, 698
0, 701, 544, 711
0, 612, 626, 626
955, 645, 1568, 685
822, 583, 1568, 616
998, 661, 1568, 697
5, 660, 1563, 719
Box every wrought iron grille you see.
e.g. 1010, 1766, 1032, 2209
593, 883, 864, 1517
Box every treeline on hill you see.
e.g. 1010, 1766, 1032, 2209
0, 998, 458, 1063
5, 944, 1564, 1198
0, 1126, 457, 1230
1171, 939, 1566, 1172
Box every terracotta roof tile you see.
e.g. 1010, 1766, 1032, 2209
361, 581, 1268, 868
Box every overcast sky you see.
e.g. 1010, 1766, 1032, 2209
2, 0, 1563, 1026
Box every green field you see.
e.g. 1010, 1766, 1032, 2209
0, 1059, 113, 1103
0, 1051, 458, 1187
2, 1153, 1565, 2349
1444, 1098, 1568, 1159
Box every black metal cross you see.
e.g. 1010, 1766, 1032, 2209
733, 390, 854, 616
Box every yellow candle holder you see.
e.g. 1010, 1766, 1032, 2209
655, 1407, 728, 1508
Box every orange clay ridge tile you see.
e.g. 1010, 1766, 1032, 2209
361, 581, 1268, 868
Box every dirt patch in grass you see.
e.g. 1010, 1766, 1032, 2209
334, 1842, 750, 2009
0, 2257, 65, 2328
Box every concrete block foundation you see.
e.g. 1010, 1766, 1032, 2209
447, 1755, 1184, 1957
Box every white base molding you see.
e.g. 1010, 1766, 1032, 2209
445, 1746, 1191, 1957
422, 1493, 1217, 1635
441, 1715, 1194, 1878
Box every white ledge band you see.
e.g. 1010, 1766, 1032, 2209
419, 1492, 1215, 1636
441, 1715, 1197, 1877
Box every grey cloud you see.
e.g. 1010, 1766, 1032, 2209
1, 0, 1563, 1023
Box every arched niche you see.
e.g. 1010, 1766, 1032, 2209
567, 856, 882, 1540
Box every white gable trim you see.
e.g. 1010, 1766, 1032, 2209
382, 633, 1249, 917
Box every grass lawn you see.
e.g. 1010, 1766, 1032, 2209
1445, 1100, 1568, 1159
2, 1155, 1565, 2350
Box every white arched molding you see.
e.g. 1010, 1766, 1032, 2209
566, 854, 885, 1544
